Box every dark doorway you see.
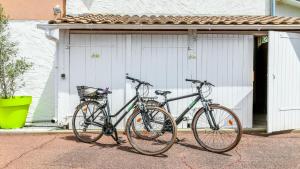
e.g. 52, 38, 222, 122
253, 36, 268, 128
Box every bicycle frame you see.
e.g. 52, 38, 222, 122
84, 95, 138, 129
108, 96, 138, 128
160, 92, 219, 129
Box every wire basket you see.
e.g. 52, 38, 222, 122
202, 84, 213, 98
77, 86, 101, 100
138, 84, 150, 97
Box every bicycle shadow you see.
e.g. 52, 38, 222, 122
93, 141, 168, 157
62, 135, 168, 157
117, 145, 168, 158
61, 135, 122, 148
61, 135, 82, 142
176, 139, 232, 157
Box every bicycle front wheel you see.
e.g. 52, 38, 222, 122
192, 104, 242, 153
72, 101, 106, 143
126, 107, 177, 155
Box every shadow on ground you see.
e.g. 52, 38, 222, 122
60, 134, 168, 157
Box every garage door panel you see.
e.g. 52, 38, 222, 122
70, 34, 89, 46
128, 34, 142, 79
69, 34, 90, 117
268, 31, 300, 133
196, 34, 253, 128
69, 34, 127, 128
111, 35, 126, 87
173, 40, 190, 123
131, 34, 193, 128
110, 35, 126, 127
166, 43, 180, 120
91, 35, 126, 127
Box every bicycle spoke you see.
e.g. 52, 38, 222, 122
127, 107, 177, 155
72, 101, 105, 143
193, 105, 242, 153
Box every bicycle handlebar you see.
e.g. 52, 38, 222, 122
126, 74, 153, 87
185, 79, 215, 87
126, 75, 139, 82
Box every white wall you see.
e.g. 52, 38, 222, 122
8, 21, 57, 123
276, 2, 300, 17
67, 0, 271, 16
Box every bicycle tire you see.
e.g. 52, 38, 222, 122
132, 100, 165, 139
192, 104, 242, 153
72, 101, 105, 143
126, 107, 177, 155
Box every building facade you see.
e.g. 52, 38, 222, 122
1, 0, 300, 132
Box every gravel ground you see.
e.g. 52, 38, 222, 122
0, 132, 299, 169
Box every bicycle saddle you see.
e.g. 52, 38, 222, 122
155, 90, 172, 96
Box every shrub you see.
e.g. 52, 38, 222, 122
0, 5, 32, 99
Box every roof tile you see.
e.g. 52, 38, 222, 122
49, 14, 300, 25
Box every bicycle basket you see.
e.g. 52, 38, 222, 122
77, 86, 100, 99
138, 84, 150, 97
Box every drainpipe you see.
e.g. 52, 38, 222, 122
271, 0, 276, 16
31, 3, 62, 125
46, 28, 58, 124
44, 28, 59, 42
35, 27, 59, 125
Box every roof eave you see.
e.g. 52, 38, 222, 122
37, 24, 300, 31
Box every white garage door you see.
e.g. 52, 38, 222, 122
69, 34, 127, 128
67, 33, 253, 128
268, 31, 300, 133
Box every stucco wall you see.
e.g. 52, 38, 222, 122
67, 0, 271, 16
0, 0, 65, 20
8, 21, 57, 123
276, 3, 300, 17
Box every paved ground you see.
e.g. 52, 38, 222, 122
0, 132, 299, 169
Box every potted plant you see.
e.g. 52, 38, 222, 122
0, 5, 32, 129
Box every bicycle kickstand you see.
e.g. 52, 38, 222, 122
111, 129, 121, 144
175, 137, 186, 143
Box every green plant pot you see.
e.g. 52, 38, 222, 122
0, 96, 32, 129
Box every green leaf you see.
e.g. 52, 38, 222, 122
0, 5, 33, 99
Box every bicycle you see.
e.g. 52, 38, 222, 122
72, 75, 177, 155
135, 79, 242, 153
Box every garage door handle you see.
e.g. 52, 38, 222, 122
61, 74, 66, 79
272, 74, 275, 79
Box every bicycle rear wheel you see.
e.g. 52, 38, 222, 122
72, 101, 106, 143
192, 104, 242, 153
126, 107, 177, 155
132, 100, 165, 139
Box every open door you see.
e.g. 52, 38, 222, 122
267, 31, 300, 133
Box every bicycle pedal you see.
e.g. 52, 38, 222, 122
117, 137, 127, 144
175, 138, 185, 143
157, 132, 163, 136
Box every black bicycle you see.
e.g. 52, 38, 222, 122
72, 75, 177, 155
135, 79, 242, 153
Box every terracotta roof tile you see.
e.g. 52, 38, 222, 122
49, 14, 300, 25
